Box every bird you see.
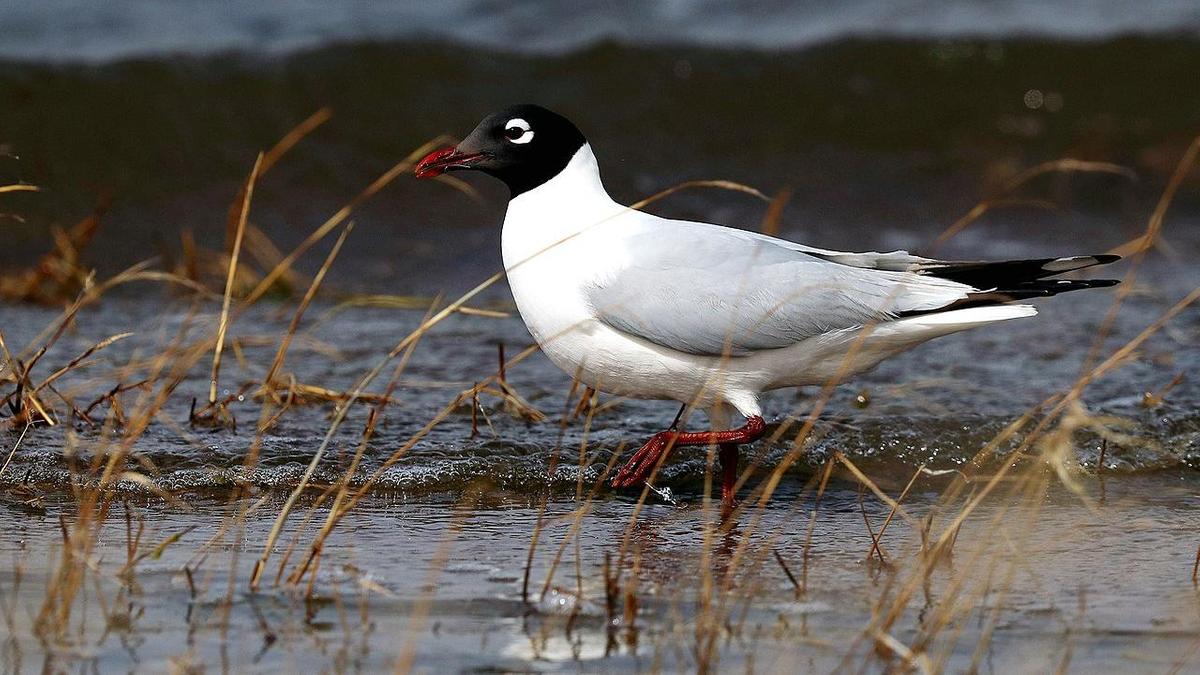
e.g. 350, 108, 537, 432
415, 104, 1119, 510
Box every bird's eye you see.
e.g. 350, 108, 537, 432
503, 118, 534, 144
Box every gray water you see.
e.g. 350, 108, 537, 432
2, 159, 1196, 671
1, 235, 1197, 495
2, 15, 1200, 672
3, 0, 1200, 61
1, 480, 1198, 673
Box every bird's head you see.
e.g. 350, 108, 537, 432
415, 104, 586, 196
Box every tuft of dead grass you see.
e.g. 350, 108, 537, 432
0, 112, 1195, 673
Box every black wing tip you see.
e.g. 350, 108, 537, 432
1023, 278, 1122, 292
899, 276, 1120, 316
922, 254, 1123, 287
1039, 254, 1122, 273
975, 278, 1121, 302
1064, 254, 1121, 264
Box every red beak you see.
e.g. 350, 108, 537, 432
414, 146, 487, 178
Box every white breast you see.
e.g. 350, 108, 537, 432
501, 145, 625, 376
499, 145, 767, 416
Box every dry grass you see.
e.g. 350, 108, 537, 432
0, 201, 104, 305
0, 115, 1196, 673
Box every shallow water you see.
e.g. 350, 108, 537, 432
1, 478, 1198, 673
0, 254, 1197, 495
0, 223, 1197, 670
2, 27, 1200, 673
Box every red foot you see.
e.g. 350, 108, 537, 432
610, 430, 675, 488
610, 416, 766, 489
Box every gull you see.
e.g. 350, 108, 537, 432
415, 104, 1119, 509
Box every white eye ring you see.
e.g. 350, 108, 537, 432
503, 118, 534, 144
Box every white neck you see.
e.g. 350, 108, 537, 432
502, 144, 624, 266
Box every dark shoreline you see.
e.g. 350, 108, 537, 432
2, 36, 1198, 286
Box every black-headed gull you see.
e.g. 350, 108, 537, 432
416, 104, 1119, 508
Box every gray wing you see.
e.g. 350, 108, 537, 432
586, 219, 973, 356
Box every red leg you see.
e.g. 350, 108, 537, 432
611, 415, 765, 489
719, 443, 739, 508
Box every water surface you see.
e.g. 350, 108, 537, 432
1, 26, 1199, 674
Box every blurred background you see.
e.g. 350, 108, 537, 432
3, 7, 1200, 672
1, 0, 1198, 296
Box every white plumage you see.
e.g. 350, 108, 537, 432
501, 144, 1038, 419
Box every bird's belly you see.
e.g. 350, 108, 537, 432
506, 259, 766, 408
529, 314, 716, 404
